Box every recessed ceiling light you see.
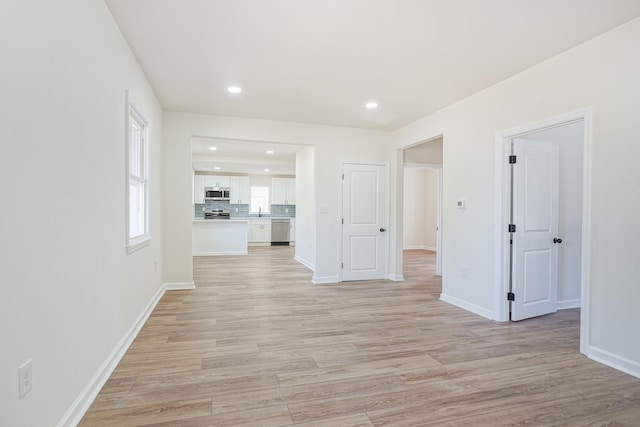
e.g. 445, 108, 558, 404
365, 102, 378, 109
209, 146, 217, 151
214, 166, 221, 170
227, 86, 242, 94
266, 150, 274, 154
264, 168, 270, 172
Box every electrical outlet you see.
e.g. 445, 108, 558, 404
462, 265, 468, 278
19, 359, 32, 399
154, 261, 158, 272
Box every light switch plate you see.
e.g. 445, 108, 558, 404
19, 359, 32, 399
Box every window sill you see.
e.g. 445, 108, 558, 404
127, 235, 151, 254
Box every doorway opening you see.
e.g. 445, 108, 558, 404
495, 108, 592, 355
190, 136, 316, 274
401, 136, 443, 278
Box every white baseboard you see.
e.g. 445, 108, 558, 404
57, 282, 193, 427
586, 346, 640, 379
312, 275, 339, 284
193, 251, 247, 256
557, 298, 581, 310
248, 242, 271, 247
164, 281, 196, 290
439, 293, 493, 320
403, 245, 437, 251
388, 274, 404, 281
294, 255, 315, 272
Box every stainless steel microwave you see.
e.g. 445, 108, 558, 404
204, 187, 230, 200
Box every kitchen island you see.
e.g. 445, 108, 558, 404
192, 219, 249, 256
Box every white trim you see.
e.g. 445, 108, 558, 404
312, 275, 339, 284
493, 108, 593, 339
578, 110, 593, 356
436, 168, 443, 277
164, 282, 196, 290
388, 274, 404, 281
404, 162, 443, 169
126, 235, 151, 254
493, 133, 512, 322
57, 282, 193, 426
192, 251, 248, 256
294, 255, 315, 272
403, 245, 437, 251
557, 299, 581, 310
125, 90, 151, 252
248, 242, 271, 247
587, 346, 640, 379
440, 293, 493, 320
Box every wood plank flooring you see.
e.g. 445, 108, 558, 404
80, 248, 640, 426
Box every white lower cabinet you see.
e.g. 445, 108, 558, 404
249, 219, 271, 245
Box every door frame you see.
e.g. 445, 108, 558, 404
493, 108, 592, 355
339, 161, 390, 282
399, 134, 444, 279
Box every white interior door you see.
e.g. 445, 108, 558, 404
342, 163, 387, 281
511, 139, 560, 321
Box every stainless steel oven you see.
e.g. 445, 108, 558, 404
204, 209, 230, 219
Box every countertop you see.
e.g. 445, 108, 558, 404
193, 219, 250, 223
193, 217, 295, 222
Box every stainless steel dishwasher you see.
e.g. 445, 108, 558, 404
271, 218, 290, 246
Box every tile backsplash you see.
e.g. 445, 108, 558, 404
271, 205, 296, 217
194, 201, 295, 218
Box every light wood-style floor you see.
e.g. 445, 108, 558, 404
80, 248, 640, 426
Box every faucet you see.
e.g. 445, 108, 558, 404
258, 207, 262, 217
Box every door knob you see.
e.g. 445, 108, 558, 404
553, 237, 563, 244
380, 228, 386, 232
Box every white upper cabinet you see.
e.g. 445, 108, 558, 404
194, 174, 205, 204
272, 178, 295, 205
229, 176, 250, 204
204, 175, 230, 188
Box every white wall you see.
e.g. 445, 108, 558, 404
162, 113, 391, 285
392, 17, 640, 373
403, 168, 438, 250
249, 175, 274, 187
525, 121, 584, 307
0, 1, 164, 425
404, 137, 443, 165
295, 146, 316, 269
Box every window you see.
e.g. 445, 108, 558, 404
250, 186, 270, 214
126, 92, 150, 253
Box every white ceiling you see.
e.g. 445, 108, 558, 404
106, 0, 640, 131
106, 1, 640, 174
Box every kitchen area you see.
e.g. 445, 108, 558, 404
191, 137, 298, 256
